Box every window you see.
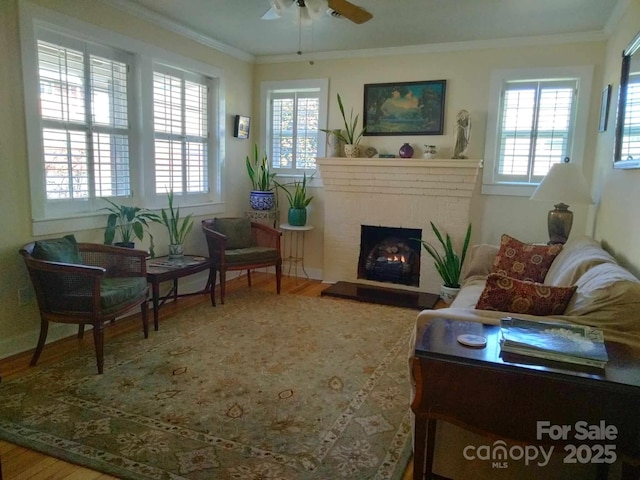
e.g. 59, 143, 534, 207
483, 67, 592, 196
37, 32, 133, 208
153, 66, 210, 195
621, 75, 640, 161
20, 3, 224, 235
261, 79, 328, 174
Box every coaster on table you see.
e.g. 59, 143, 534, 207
457, 334, 487, 348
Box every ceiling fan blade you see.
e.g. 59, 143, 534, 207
327, 0, 372, 24
261, 7, 281, 20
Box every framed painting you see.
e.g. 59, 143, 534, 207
234, 115, 250, 139
363, 80, 446, 136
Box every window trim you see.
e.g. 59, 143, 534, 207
260, 78, 329, 176
19, 0, 225, 235
482, 66, 593, 196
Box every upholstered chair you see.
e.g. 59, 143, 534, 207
19, 235, 149, 374
201, 218, 282, 304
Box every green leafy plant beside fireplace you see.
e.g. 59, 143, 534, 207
417, 222, 472, 289
275, 172, 314, 226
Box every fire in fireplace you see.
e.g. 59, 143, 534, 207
358, 225, 422, 287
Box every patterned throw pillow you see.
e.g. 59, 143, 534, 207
476, 273, 576, 316
491, 234, 563, 283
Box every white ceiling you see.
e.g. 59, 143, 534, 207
105, 0, 621, 60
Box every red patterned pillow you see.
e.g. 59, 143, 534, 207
492, 234, 563, 283
476, 274, 576, 316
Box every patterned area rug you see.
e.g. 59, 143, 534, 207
0, 290, 416, 479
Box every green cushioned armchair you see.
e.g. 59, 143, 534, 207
202, 218, 282, 304
19, 239, 149, 374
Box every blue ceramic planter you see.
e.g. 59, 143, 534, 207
249, 191, 275, 211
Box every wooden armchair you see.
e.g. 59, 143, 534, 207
202, 218, 282, 304
19, 236, 149, 374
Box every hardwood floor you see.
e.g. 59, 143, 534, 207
0, 273, 414, 479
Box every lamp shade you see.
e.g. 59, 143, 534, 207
530, 162, 593, 205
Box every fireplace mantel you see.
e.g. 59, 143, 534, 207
317, 157, 482, 169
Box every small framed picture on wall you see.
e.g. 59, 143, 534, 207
234, 115, 250, 139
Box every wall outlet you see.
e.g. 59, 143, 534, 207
18, 286, 34, 306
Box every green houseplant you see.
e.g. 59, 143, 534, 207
275, 172, 314, 226
321, 93, 365, 158
246, 144, 277, 210
417, 222, 472, 304
149, 189, 194, 259
102, 199, 156, 251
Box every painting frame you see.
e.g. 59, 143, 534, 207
599, 84, 611, 133
363, 80, 447, 136
234, 114, 250, 139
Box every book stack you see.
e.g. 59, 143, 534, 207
500, 317, 609, 369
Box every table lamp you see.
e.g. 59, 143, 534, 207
530, 161, 593, 244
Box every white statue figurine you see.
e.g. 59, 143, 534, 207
452, 109, 471, 159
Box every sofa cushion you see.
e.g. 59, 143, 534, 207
492, 234, 562, 283
461, 244, 499, 283
213, 217, 254, 249
544, 235, 616, 286
476, 273, 576, 316
32, 234, 83, 264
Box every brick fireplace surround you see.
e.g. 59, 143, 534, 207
317, 157, 482, 294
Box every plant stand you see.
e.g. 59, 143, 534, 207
279, 223, 313, 280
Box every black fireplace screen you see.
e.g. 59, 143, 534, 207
357, 225, 422, 287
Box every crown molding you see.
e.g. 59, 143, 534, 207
603, 0, 629, 37
101, 0, 255, 63
256, 31, 608, 64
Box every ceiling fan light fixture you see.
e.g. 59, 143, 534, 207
269, 0, 292, 17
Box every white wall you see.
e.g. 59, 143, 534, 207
256, 40, 607, 278
593, 0, 640, 278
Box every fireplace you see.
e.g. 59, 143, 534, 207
358, 225, 422, 287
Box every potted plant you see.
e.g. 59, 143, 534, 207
102, 199, 156, 254
149, 189, 194, 259
246, 143, 277, 211
275, 172, 314, 226
417, 222, 472, 304
321, 93, 365, 158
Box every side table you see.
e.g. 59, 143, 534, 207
146, 255, 215, 330
411, 318, 640, 480
279, 223, 313, 279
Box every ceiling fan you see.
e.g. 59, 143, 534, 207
262, 0, 373, 25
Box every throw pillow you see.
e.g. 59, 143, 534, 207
213, 217, 254, 249
476, 273, 576, 316
491, 234, 563, 283
32, 234, 83, 264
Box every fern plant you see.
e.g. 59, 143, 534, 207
417, 222, 472, 288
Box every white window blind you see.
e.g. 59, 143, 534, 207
496, 80, 576, 184
37, 38, 131, 200
270, 91, 320, 170
621, 76, 640, 161
153, 68, 209, 195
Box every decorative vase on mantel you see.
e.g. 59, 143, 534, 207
399, 143, 414, 158
344, 144, 361, 158
288, 207, 307, 227
327, 129, 343, 157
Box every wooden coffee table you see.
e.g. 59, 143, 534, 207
411, 318, 640, 480
146, 255, 215, 330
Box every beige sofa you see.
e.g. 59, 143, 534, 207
415, 235, 640, 348
410, 235, 640, 479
